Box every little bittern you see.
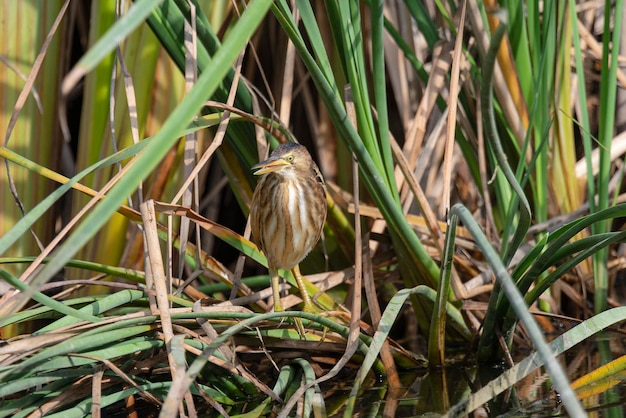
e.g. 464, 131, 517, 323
250, 142, 327, 312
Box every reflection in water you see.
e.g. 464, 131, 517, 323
359, 334, 626, 416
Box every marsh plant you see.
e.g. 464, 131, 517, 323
1, 1, 625, 416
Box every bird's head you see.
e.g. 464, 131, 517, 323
251, 143, 313, 176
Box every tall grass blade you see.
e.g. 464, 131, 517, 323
593, 0, 624, 313
448, 204, 584, 417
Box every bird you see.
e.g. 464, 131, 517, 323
250, 142, 327, 312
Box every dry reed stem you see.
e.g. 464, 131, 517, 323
442, 0, 467, 218
140, 199, 186, 411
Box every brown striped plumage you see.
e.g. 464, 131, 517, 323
250, 142, 327, 312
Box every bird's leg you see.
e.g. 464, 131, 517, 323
292, 265, 317, 313
273, 267, 306, 337
269, 267, 284, 312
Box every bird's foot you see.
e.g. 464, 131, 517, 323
302, 300, 323, 314
272, 300, 284, 312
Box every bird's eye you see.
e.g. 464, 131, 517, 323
286, 154, 295, 163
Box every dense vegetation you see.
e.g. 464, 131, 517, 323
1, 1, 625, 416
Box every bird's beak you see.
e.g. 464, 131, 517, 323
252, 156, 290, 175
